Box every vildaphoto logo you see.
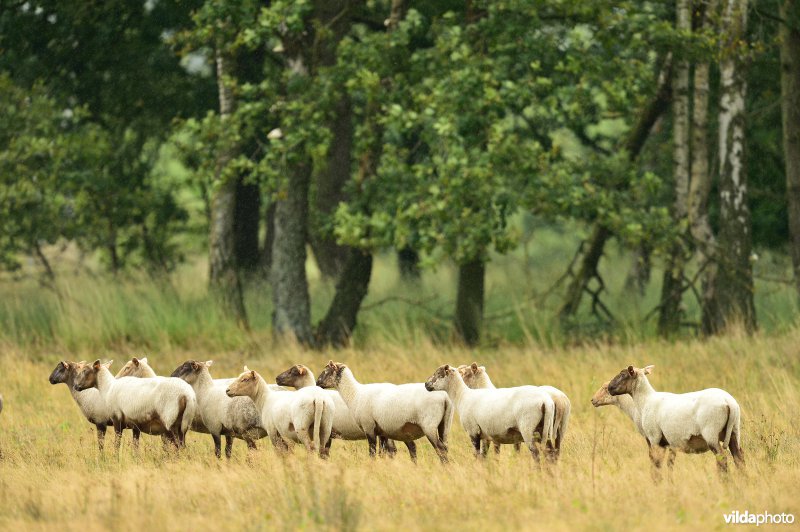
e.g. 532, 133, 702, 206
724, 511, 795, 526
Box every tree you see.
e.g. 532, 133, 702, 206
780, 0, 800, 300
657, 0, 692, 337
709, 0, 756, 333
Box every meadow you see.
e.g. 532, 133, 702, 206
0, 234, 799, 531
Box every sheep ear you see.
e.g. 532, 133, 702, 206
132, 357, 140, 366
471, 362, 479, 371
250, 370, 256, 378
61, 361, 70, 369
191, 361, 201, 370
327, 360, 335, 369
644, 365, 654, 375
444, 364, 450, 371
479, 366, 486, 372
298, 366, 306, 375
92, 359, 102, 369
243, 365, 250, 372
627, 365, 636, 377
104, 360, 113, 368
140, 357, 148, 365
205, 360, 213, 367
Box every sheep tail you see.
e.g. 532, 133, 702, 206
543, 398, 555, 449
723, 402, 739, 450
313, 397, 324, 453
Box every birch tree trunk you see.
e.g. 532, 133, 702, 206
780, 0, 800, 300
658, 0, 692, 337
687, 1, 718, 333
710, 0, 756, 333
209, 48, 248, 328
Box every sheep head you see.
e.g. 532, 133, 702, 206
590, 381, 617, 407
116, 356, 153, 378
316, 361, 346, 389
170, 360, 212, 383
73, 359, 112, 391
276, 364, 311, 388
425, 364, 456, 392
49, 360, 79, 385
227, 366, 258, 398
607, 365, 653, 396
457, 362, 486, 388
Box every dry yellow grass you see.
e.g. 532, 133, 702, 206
1, 331, 799, 531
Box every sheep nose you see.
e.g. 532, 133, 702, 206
225, 389, 232, 397
424, 382, 433, 392
590, 399, 598, 406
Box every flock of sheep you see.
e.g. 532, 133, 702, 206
43, 357, 745, 477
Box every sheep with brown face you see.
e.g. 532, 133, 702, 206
316, 361, 452, 463
275, 364, 397, 455
170, 360, 266, 458
459, 363, 571, 461
74, 359, 197, 451
425, 364, 554, 462
227, 366, 334, 457
605, 364, 744, 478
49, 360, 113, 451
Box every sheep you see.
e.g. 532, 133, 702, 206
275, 364, 398, 456
316, 361, 452, 463
170, 360, 267, 458
0, 393, 3, 415
49, 360, 113, 451
73, 359, 197, 450
226, 366, 334, 457
425, 364, 554, 462
115, 357, 158, 379
606, 364, 744, 476
458, 362, 571, 461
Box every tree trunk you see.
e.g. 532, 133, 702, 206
558, 226, 610, 319
315, 250, 373, 347
558, 58, 672, 320
455, 258, 485, 346
234, 177, 261, 273
709, 0, 756, 333
310, 93, 352, 279
209, 48, 248, 328
624, 243, 651, 296
260, 200, 276, 276
781, 0, 800, 300
658, 0, 692, 337
687, 2, 718, 332
398, 247, 421, 279
271, 157, 314, 345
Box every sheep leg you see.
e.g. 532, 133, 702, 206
95, 423, 107, 452
224, 434, 234, 459
212, 434, 222, 459
112, 420, 124, 454
132, 427, 141, 452
666, 448, 676, 469
648, 443, 667, 482
425, 434, 448, 464
379, 437, 397, 458
514, 443, 521, 453
245, 437, 257, 451
710, 445, 729, 474
471, 435, 484, 458
729, 433, 745, 469
321, 435, 332, 459
366, 435, 378, 458
404, 441, 418, 464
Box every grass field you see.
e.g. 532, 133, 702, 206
0, 233, 799, 530
1, 331, 799, 531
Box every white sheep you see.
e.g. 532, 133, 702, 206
226, 366, 334, 457
459, 362, 571, 461
606, 364, 744, 476
316, 361, 453, 463
49, 360, 113, 450
170, 360, 267, 458
275, 364, 398, 456
74, 359, 197, 450
425, 364, 554, 462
